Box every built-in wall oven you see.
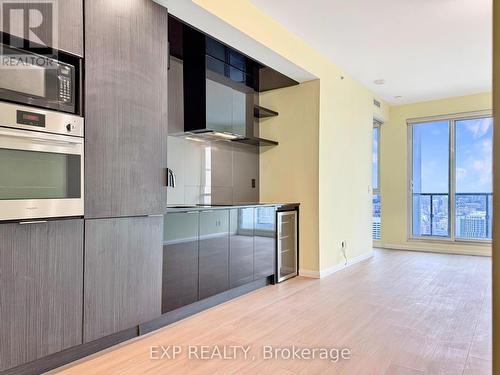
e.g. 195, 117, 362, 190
0, 101, 84, 221
0, 42, 80, 114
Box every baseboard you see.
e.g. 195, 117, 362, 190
299, 251, 374, 279
381, 243, 491, 257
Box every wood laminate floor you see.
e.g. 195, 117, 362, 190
53, 249, 492, 375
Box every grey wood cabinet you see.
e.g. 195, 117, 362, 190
84, 0, 168, 218
199, 210, 230, 299
83, 216, 163, 343
0, 0, 83, 57
0, 219, 83, 372
254, 206, 276, 280
229, 208, 255, 288
162, 212, 199, 313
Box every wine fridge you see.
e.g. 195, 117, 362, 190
277, 210, 298, 282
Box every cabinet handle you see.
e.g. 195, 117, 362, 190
167, 41, 171, 70
19, 220, 48, 225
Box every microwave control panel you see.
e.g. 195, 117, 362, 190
59, 76, 72, 103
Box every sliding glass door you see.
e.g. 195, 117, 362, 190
411, 120, 450, 237
454, 117, 493, 240
409, 114, 492, 241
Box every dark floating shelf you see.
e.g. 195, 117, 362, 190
233, 137, 279, 147
254, 105, 279, 118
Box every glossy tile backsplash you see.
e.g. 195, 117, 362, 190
167, 136, 259, 205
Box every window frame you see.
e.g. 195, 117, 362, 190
407, 110, 492, 244
373, 120, 382, 242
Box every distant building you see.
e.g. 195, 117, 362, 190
459, 214, 487, 238
373, 217, 381, 240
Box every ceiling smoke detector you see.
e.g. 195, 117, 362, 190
373, 79, 385, 85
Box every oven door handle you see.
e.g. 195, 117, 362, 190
0, 128, 82, 146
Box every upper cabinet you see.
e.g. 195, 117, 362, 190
0, 0, 83, 57
58, 0, 84, 56
84, 0, 168, 218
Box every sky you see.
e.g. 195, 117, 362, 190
412, 118, 493, 194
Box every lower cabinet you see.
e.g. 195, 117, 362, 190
162, 212, 199, 313
161, 207, 276, 314
254, 206, 277, 279
229, 208, 255, 288
0, 219, 84, 372
83, 216, 163, 343
199, 210, 230, 299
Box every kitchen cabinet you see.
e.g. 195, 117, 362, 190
162, 212, 199, 313
84, 0, 168, 218
199, 210, 230, 299
83, 216, 163, 342
254, 206, 277, 280
229, 208, 254, 288
0, 219, 83, 372
0, 0, 83, 57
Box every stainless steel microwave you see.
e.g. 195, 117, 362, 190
0, 43, 78, 114
0, 101, 84, 221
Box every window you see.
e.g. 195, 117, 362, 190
409, 113, 492, 241
373, 121, 381, 240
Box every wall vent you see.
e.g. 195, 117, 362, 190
373, 99, 381, 108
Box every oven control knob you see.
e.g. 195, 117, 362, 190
66, 124, 73, 132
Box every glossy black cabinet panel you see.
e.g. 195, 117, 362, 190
162, 212, 199, 313
254, 206, 276, 280
84, 0, 168, 218
0, 219, 83, 371
229, 208, 254, 288
199, 210, 230, 299
84, 216, 163, 343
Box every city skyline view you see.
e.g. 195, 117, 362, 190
411, 117, 493, 240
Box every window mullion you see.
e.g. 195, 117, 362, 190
449, 119, 456, 241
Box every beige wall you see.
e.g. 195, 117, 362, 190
194, 0, 389, 275
381, 92, 492, 256
259, 80, 320, 272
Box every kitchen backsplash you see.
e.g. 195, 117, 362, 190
167, 136, 259, 205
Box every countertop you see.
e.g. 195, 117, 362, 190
166, 203, 300, 213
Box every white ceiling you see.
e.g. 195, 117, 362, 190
250, 0, 492, 104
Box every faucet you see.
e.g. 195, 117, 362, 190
167, 168, 176, 188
